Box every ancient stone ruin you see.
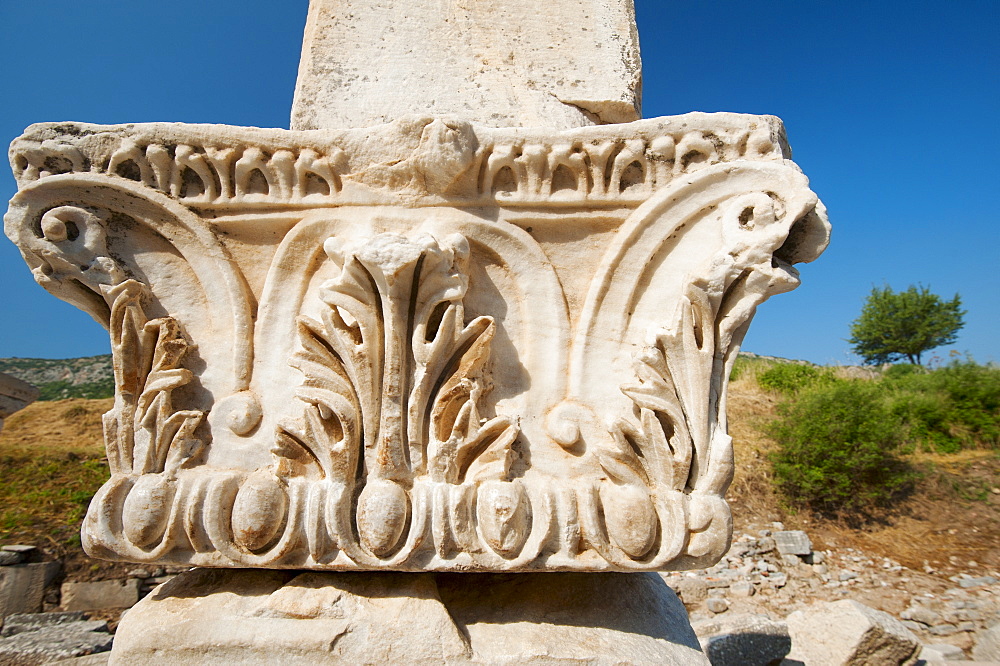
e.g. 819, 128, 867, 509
0, 372, 38, 433
4, 1, 829, 661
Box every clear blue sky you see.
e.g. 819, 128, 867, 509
1, 1, 997, 365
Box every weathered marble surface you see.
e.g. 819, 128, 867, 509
292, 0, 642, 130
110, 569, 708, 664
5, 111, 829, 573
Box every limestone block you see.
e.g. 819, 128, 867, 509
673, 576, 709, 603
291, 0, 641, 130
774, 530, 812, 556
705, 598, 728, 614
1, 612, 89, 637
901, 604, 941, 626
919, 643, 966, 661
785, 600, 921, 666
693, 613, 791, 666
61, 579, 140, 612
0, 552, 21, 566
110, 568, 708, 664
0, 372, 39, 433
0, 563, 48, 621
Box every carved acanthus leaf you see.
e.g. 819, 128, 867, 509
276, 232, 517, 489
101, 279, 204, 476
603, 330, 694, 493
274, 312, 362, 483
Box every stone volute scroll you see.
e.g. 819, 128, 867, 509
4, 0, 828, 662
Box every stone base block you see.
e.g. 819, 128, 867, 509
110, 569, 708, 665
61, 579, 141, 612
0, 563, 48, 621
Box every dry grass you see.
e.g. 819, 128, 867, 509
0, 399, 111, 557
726, 371, 784, 524
0, 398, 112, 456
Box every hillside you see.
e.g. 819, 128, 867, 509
725, 362, 1000, 573
0, 355, 113, 400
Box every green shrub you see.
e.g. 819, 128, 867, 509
37, 378, 114, 401
883, 363, 924, 380
887, 390, 957, 452
757, 363, 833, 395
886, 360, 1000, 451
769, 380, 915, 514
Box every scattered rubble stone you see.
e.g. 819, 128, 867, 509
788, 565, 813, 580
49, 653, 110, 665
43, 588, 60, 606
145, 576, 175, 586
0, 622, 112, 665
919, 642, 965, 661
1, 612, 89, 637
901, 605, 940, 626
951, 608, 983, 622
0, 551, 23, 566
959, 576, 998, 589
0, 563, 48, 620
774, 530, 811, 556
781, 554, 802, 567
61, 579, 141, 612
1, 545, 38, 558
706, 598, 729, 614
693, 613, 790, 666
785, 599, 921, 666
929, 623, 961, 636
665, 524, 1000, 658
672, 577, 708, 603
767, 572, 788, 588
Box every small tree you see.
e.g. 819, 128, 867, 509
848, 285, 964, 365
